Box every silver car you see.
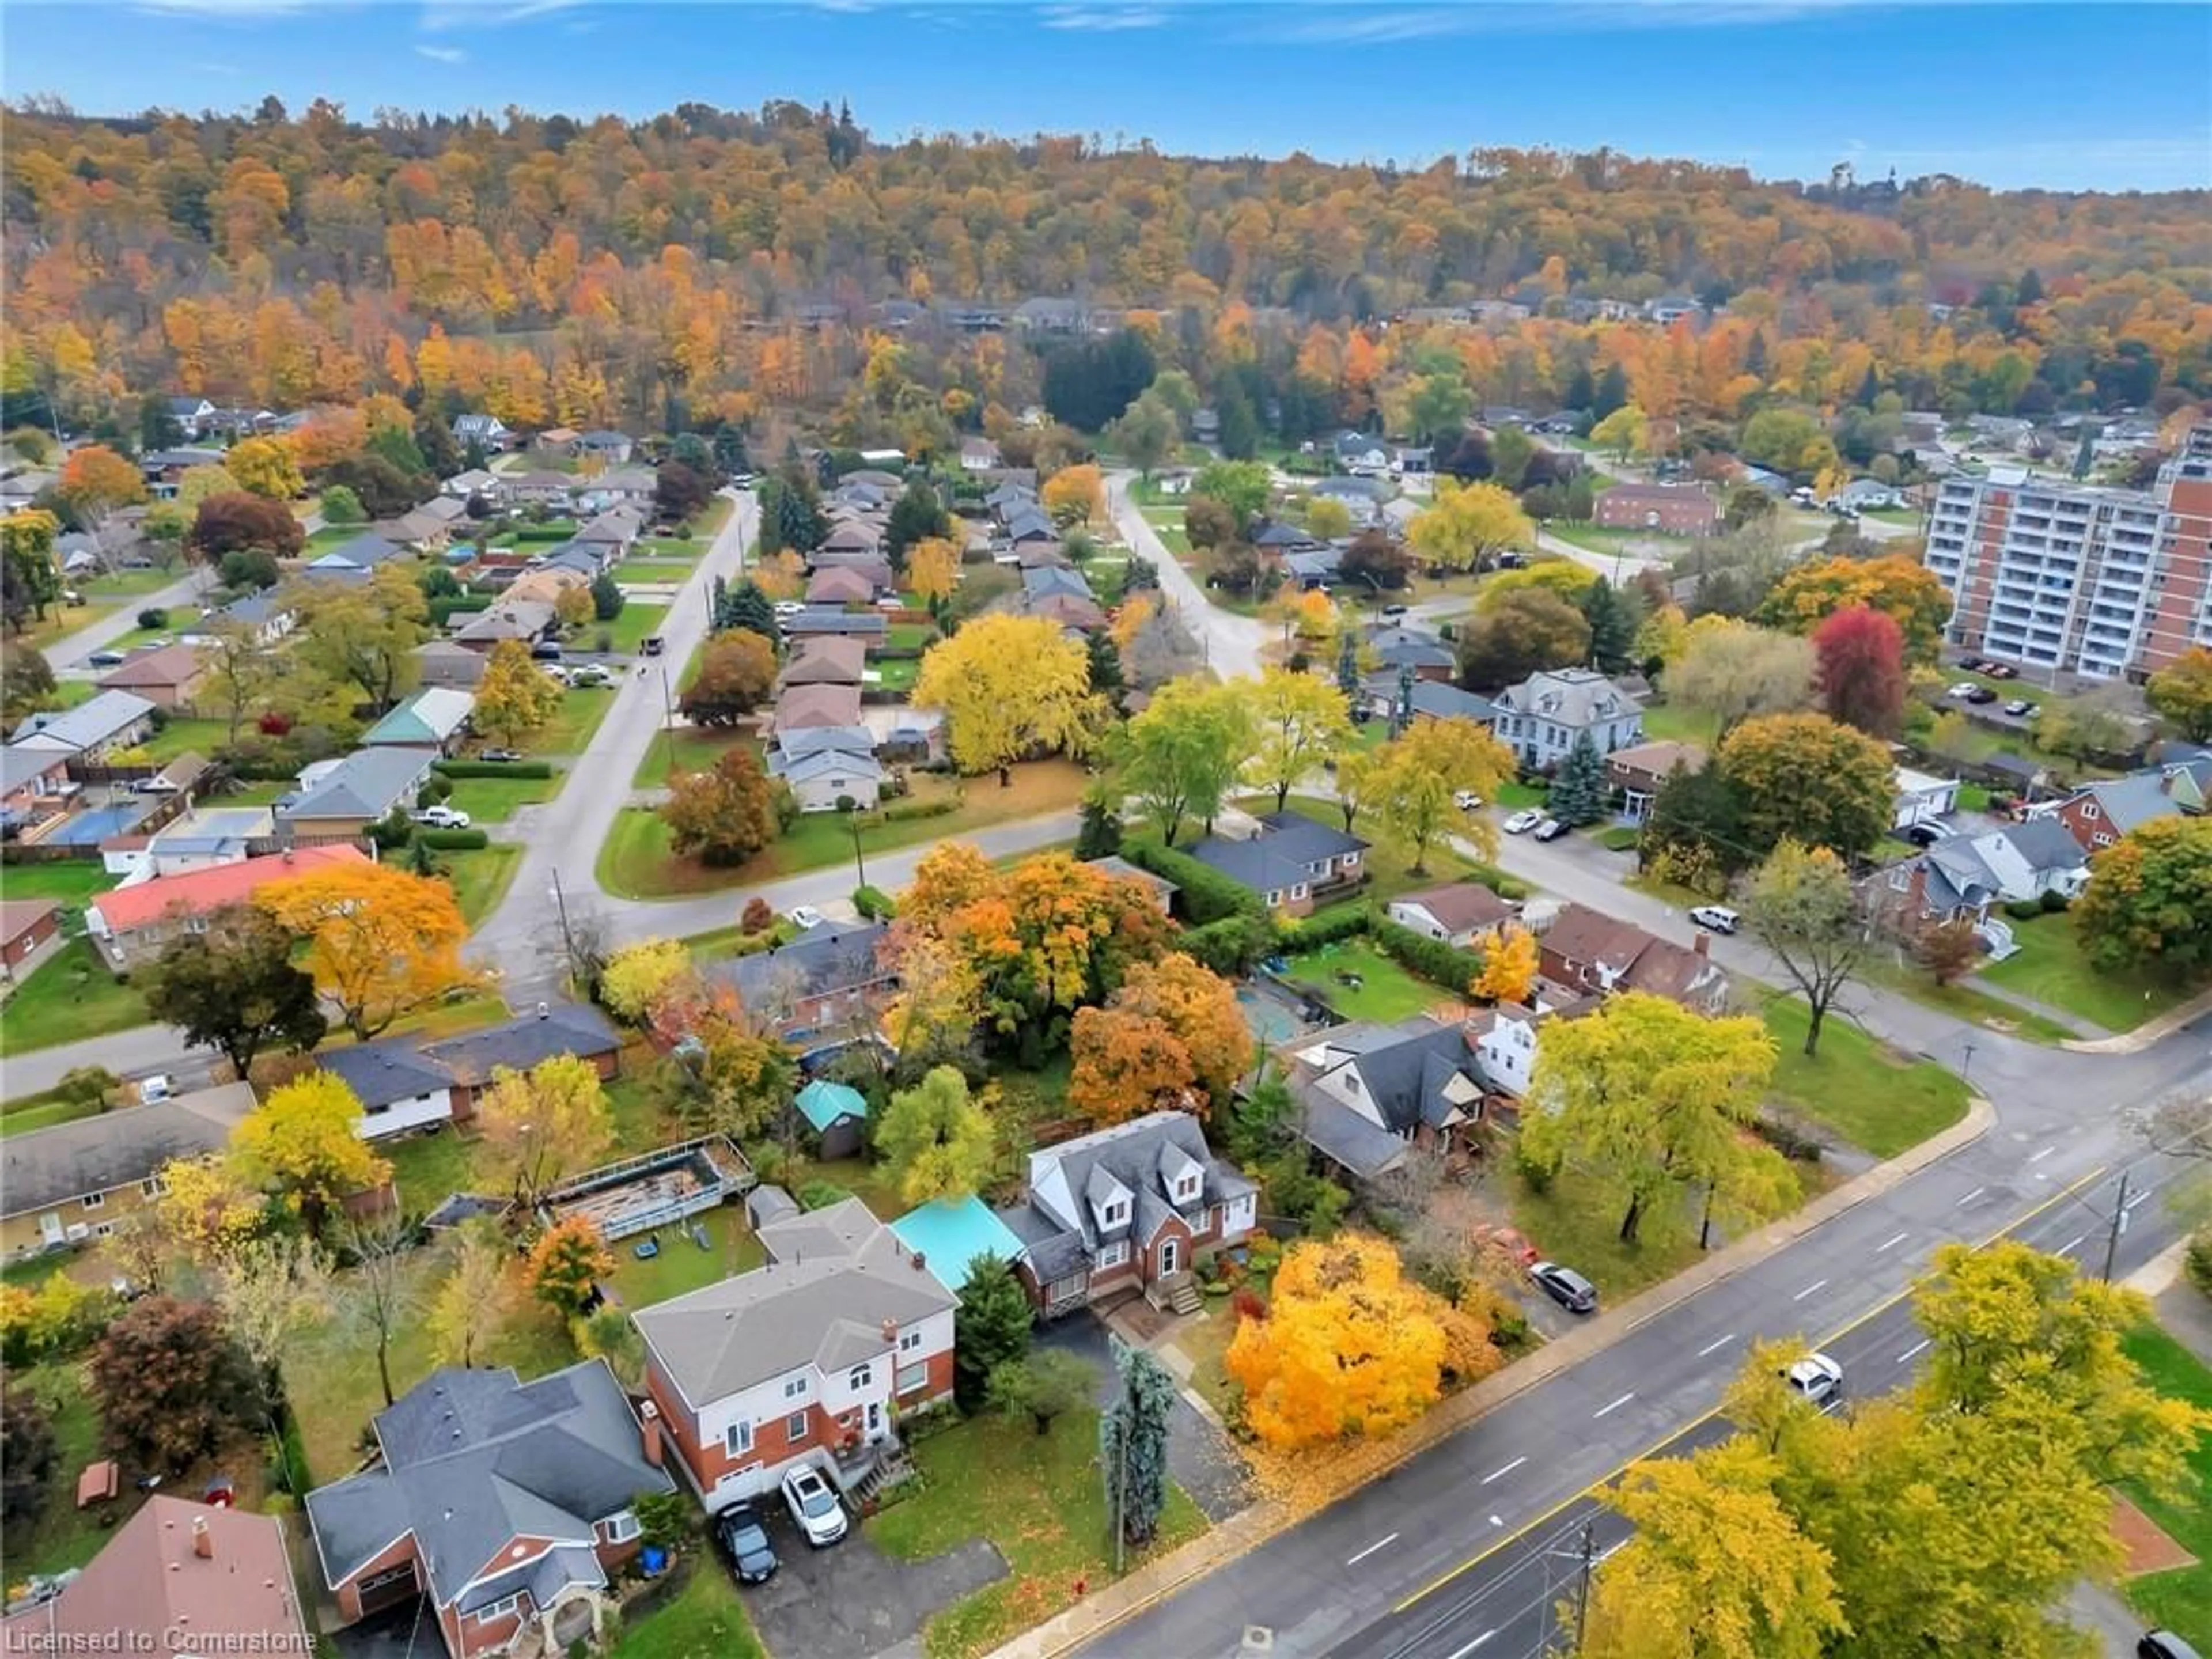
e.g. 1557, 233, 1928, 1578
780, 1465, 848, 1547
1502, 809, 1544, 835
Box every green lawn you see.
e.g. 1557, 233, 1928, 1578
1550, 522, 1692, 561
0, 939, 148, 1056
1, 1085, 105, 1135
0, 1361, 113, 1580
1636, 702, 1719, 748
216, 780, 291, 805
884, 622, 937, 651
632, 536, 703, 561
9, 572, 180, 652
441, 772, 560, 823
1281, 940, 1452, 1022
601, 1205, 763, 1310
540, 685, 620, 755
873, 656, 919, 694
609, 1562, 767, 1659
2118, 1323, 2212, 1647
1503, 1158, 1715, 1302
599, 602, 671, 656
868, 1407, 1208, 1659
619, 559, 698, 581
1857, 952, 2078, 1046
631, 728, 751, 791
1756, 997, 1969, 1159
137, 717, 229, 763
601, 761, 1090, 900
0, 862, 116, 904
1983, 915, 2199, 1034
1266, 794, 1512, 904
1497, 780, 1548, 810
439, 842, 524, 929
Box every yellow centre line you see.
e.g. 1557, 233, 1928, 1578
1391, 1162, 2112, 1614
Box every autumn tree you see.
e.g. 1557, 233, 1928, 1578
912, 613, 1095, 782
1455, 589, 1592, 690
1408, 479, 1536, 572
1228, 1234, 1452, 1449
1366, 716, 1517, 872
56, 445, 148, 559
905, 535, 961, 606
1191, 460, 1272, 528
192, 618, 281, 743
138, 904, 326, 1073
89, 1298, 263, 1476
150, 1156, 267, 1268
1916, 921, 1983, 987
680, 628, 778, 727
1, 641, 56, 722
1113, 675, 1255, 846
209, 1234, 331, 1443
1041, 463, 1104, 527
662, 746, 779, 866
1812, 604, 1908, 738
527, 1217, 614, 1317
2073, 816, 2212, 976
1072, 951, 1250, 1123
287, 562, 431, 713
1, 510, 62, 630
188, 492, 305, 562
1471, 923, 1538, 1005
259, 861, 477, 1039
2035, 688, 2135, 765
1521, 992, 1790, 1245
1748, 841, 1870, 1056
1758, 554, 1951, 663
1718, 712, 1895, 858
599, 938, 694, 1027
661, 1015, 798, 1139
878, 1065, 997, 1205
472, 638, 565, 749
1590, 403, 1649, 458
1245, 665, 1354, 812
226, 437, 305, 501
2146, 647, 2212, 743
229, 1073, 392, 1239
1106, 392, 1179, 479
1665, 616, 1816, 738
475, 1054, 616, 1209
1339, 527, 1414, 593
428, 1220, 515, 1370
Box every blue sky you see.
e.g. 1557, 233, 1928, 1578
6, 2, 2209, 192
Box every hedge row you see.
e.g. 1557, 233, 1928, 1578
1181, 914, 1275, 976
417, 828, 490, 850
1274, 904, 1369, 952
435, 759, 555, 779
853, 885, 897, 921
1119, 841, 1263, 926
881, 796, 959, 825
1370, 915, 1488, 992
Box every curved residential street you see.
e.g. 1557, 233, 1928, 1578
1106, 470, 1266, 680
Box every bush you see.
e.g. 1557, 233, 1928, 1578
369, 808, 413, 851
1370, 915, 1486, 993
1180, 914, 1277, 976
136, 607, 168, 630
54, 1066, 118, 1108
2004, 899, 2044, 922
418, 827, 490, 850
435, 759, 554, 779
880, 797, 959, 824
1275, 905, 1369, 952
798, 1181, 853, 1211
740, 897, 774, 933
853, 885, 897, 921
1230, 1287, 1268, 1324
1753, 1115, 1825, 1164
418, 777, 453, 805
1122, 840, 1266, 925
2187, 1227, 2212, 1301
2039, 888, 2070, 914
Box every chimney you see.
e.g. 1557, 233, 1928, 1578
192, 1516, 213, 1560
911, 1251, 926, 1273
639, 1399, 663, 1468
880, 1318, 898, 1345
1693, 931, 1710, 957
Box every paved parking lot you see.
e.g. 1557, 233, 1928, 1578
739, 1500, 1005, 1659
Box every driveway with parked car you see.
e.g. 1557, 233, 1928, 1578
736, 1499, 1005, 1659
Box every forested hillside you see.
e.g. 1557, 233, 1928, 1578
5, 97, 2208, 442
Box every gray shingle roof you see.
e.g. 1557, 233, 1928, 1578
1493, 668, 1638, 728
315, 1005, 619, 1107
1016, 1112, 1256, 1264
1184, 812, 1368, 900
282, 747, 431, 823
8, 690, 156, 753
2080, 772, 2183, 834
712, 922, 890, 1017
2, 1085, 256, 1216
1294, 1096, 1409, 1179
1364, 627, 1455, 672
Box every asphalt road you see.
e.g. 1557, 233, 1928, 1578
44, 567, 214, 674
1106, 471, 1265, 680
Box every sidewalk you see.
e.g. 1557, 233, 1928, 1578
2062, 982, 2212, 1055
983, 1096, 1996, 1659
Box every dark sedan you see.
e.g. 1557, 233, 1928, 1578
1529, 1260, 1599, 1315
715, 1502, 779, 1585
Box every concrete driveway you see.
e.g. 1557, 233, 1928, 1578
740, 1501, 1004, 1659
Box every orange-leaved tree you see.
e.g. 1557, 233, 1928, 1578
527, 1217, 613, 1317
1470, 924, 1538, 1005
258, 861, 478, 1040
1069, 951, 1250, 1123
1227, 1233, 1450, 1450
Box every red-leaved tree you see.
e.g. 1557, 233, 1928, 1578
1812, 604, 1907, 739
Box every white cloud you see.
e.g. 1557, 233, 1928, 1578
416, 41, 469, 60
1041, 4, 1168, 28
419, 0, 583, 33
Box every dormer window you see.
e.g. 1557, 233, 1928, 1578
1101, 1199, 1128, 1228
1173, 1172, 1202, 1204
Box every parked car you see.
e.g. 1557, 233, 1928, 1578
413, 805, 472, 830
1986, 662, 2019, 680
779, 1466, 848, 1548
137, 1073, 174, 1104
1903, 822, 1956, 849
1958, 656, 1987, 673
787, 906, 825, 931
569, 664, 613, 688
773, 600, 804, 618
132, 776, 180, 796
1946, 682, 1979, 699
1532, 817, 1568, 842
2139, 1634, 2202, 1659
1528, 1260, 1598, 1315
1783, 1352, 1844, 1409
1381, 603, 1409, 619
2003, 698, 2033, 717
715, 1502, 779, 1585
642, 635, 666, 657
86, 649, 127, 668
530, 642, 564, 662
1964, 686, 1998, 705
480, 749, 522, 763
1453, 790, 1483, 811
1502, 809, 1544, 835
1688, 904, 1740, 934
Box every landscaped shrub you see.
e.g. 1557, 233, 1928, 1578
1230, 1287, 1268, 1324
136, 607, 168, 630
435, 760, 554, 779
1275, 905, 1369, 952
798, 1181, 853, 1211
417, 776, 453, 805
417, 828, 489, 850
1181, 914, 1276, 976
740, 897, 774, 933
2186, 1227, 2212, 1300
1370, 915, 1486, 994
2039, 888, 2070, 914
1121, 840, 1265, 925
2004, 899, 2044, 922
1753, 1115, 1825, 1164
880, 797, 958, 824
853, 885, 896, 921
369, 808, 413, 851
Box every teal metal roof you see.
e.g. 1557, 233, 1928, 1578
889, 1196, 1026, 1292
794, 1078, 868, 1133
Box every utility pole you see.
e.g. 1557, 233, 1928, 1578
548, 866, 577, 989
1110, 1393, 1128, 1577
1572, 1517, 1596, 1653
2103, 1169, 2131, 1282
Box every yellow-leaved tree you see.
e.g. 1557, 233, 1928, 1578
474, 1054, 616, 1209
598, 938, 695, 1027
1407, 479, 1535, 572
1041, 463, 1104, 527
473, 638, 565, 749
911, 612, 1096, 782
228, 1073, 392, 1240
1470, 923, 1537, 1005
906, 535, 962, 605
258, 862, 478, 1039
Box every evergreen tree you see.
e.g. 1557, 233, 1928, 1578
1335, 631, 1362, 703
884, 480, 950, 571
711, 425, 750, 475
1100, 1339, 1177, 1545
139, 396, 184, 454
1645, 760, 1750, 873
1561, 365, 1596, 414
953, 1253, 1034, 1412
1744, 331, 1769, 378
1086, 629, 1124, 704
724, 579, 780, 645
1215, 382, 1260, 459
414, 413, 462, 479
1548, 731, 1609, 827
1855, 365, 1881, 409
590, 571, 625, 622
1580, 577, 1635, 675
1074, 793, 1123, 860
1593, 363, 1631, 420
710, 574, 729, 627
2016, 267, 2044, 306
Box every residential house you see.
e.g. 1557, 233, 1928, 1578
505, 471, 578, 509
9, 690, 158, 759
1015, 297, 1089, 334
872, 299, 926, 332
793, 1079, 869, 1160
1184, 812, 1368, 916
1832, 478, 1906, 512
452, 598, 558, 650
1644, 296, 1702, 325
503, 565, 591, 607
212, 587, 296, 645
85, 844, 370, 965
817, 521, 888, 560
164, 395, 218, 438
806, 565, 878, 607
0, 899, 60, 977
1332, 430, 1393, 475
307, 532, 406, 585
106, 805, 274, 880
582, 469, 657, 512
0, 1498, 308, 1656
984, 482, 1037, 517
307, 1361, 671, 1658
777, 637, 867, 689
709, 921, 892, 1043
941, 300, 1007, 333
636, 1196, 957, 1510
1002, 507, 1059, 548
451, 412, 513, 450
1536, 902, 1730, 1014
379, 507, 457, 552
2, 1084, 256, 1259
959, 435, 1003, 472
775, 683, 865, 734
416, 639, 490, 689
994, 1112, 1259, 1317
535, 427, 582, 458
1608, 738, 1706, 823
281, 747, 435, 838
783, 608, 888, 643
572, 506, 644, 561
812, 551, 897, 589
889, 1196, 1030, 1297
1594, 482, 1721, 537
1282, 544, 1343, 590
141, 447, 228, 495
1365, 625, 1457, 683
1084, 855, 1178, 914
771, 745, 887, 813
442, 468, 505, 503
1363, 676, 1496, 729
365, 687, 476, 755
0, 747, 73, 828
1022, 564, 1093, 605
577, 430, 634, 464
1016, 541, 1073, 571
316, 1003, 622, 1141
2044, 771, 2189, 854
1488, 669, 1645, 770
1253, 521, 1319, 555
1873, 818, 2090, 932
1387, 882, 1518, 949
997, 588, 1108, 633
1190, 408, 1221, 446
1893, 766, 1961, 830
1289, 1018, 1494, 1181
